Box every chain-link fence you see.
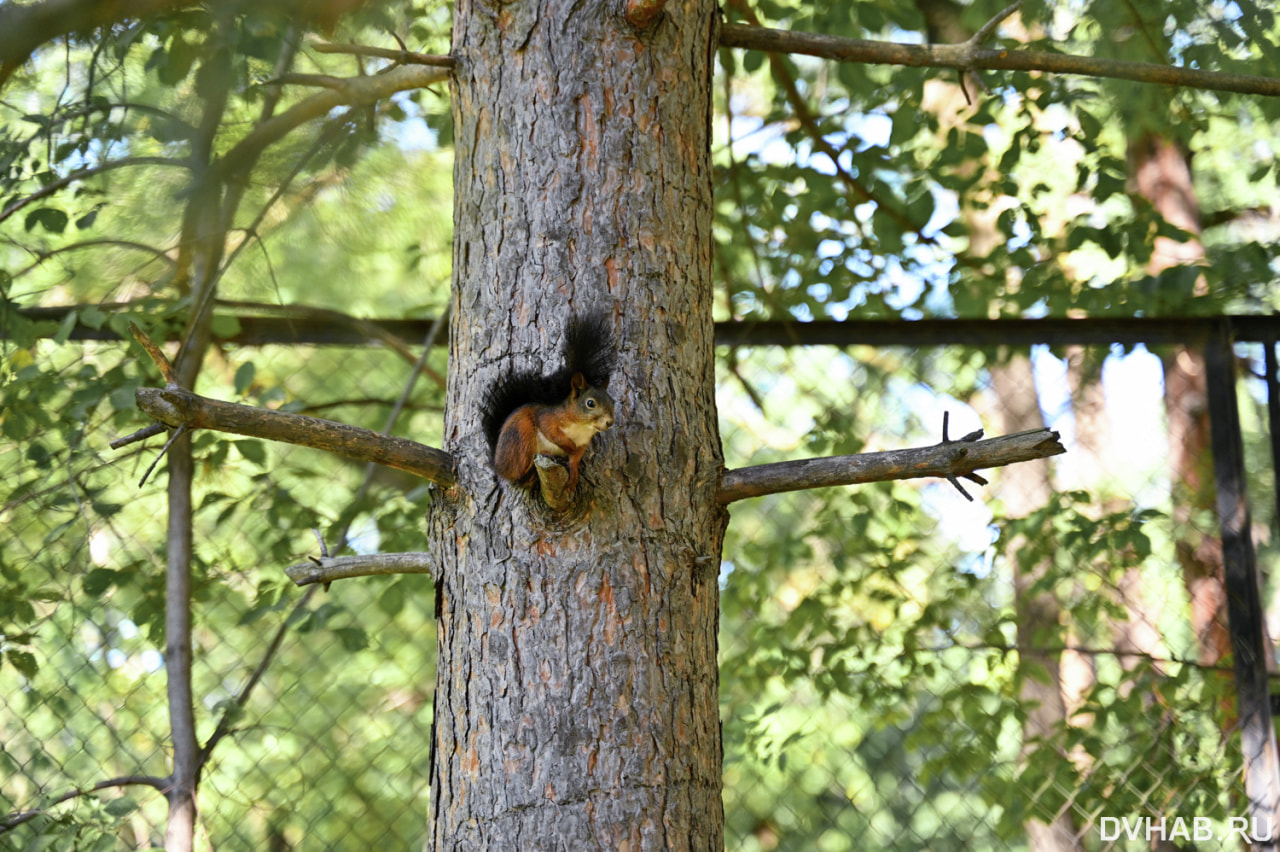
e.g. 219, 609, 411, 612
717, 336, 1264, 851
2, 321, 1275, 850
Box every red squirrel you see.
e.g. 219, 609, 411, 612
482, 315, 616, 494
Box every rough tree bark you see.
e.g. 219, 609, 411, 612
427, 1, 726, 848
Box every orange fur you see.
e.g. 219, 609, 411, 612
493, 373, 614, 493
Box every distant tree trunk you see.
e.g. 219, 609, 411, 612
987, 357, 1082, 852
1127, 133, 1229, 669
428, 2, 726, 849
915, 5, 1083, 845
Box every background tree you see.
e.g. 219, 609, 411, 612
2, 0, 1279, 850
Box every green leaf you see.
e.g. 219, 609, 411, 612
5, 649, 38, 678
79, 305, 107, 329
234, 440, 266, 465
234, 361, 256, 396
209, 699, 245, 726
83, 568, 120, 597
378, 581, 405, 617
52, 310, 78, 344
90, 501, 123, 518
24, 207, 69, 234
104, 797, 139, 817
335, 625, 368, 652
157, 34, 197, 85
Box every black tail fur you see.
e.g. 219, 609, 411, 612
480, 314, 616, 452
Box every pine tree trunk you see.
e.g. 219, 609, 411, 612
428, 2, 726, 848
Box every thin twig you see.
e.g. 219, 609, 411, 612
0, 157, 190, 225
138, 424, 184, 487
14, 239, 175, 278
129, 322, 177, 384
109, 422, 166, 449
970, 1, 1021, 48
311, 41, 455, 68
264, 73, 350, 90
0, 775, 166, 834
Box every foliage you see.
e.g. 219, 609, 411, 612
714, 0, 1280, 323
2, 3, 452, 845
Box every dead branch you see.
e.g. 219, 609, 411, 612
132, 386, 456, 486
719, 23, 1280, 99
285, 551, 433, 586
119, 322, 456, 485
130, 321, 177, 384
717, 426, 1065, 504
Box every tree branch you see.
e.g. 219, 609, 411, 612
131, 386, 457, 486
285, 551, 433, 586
718, 23, 1280, 98
717, 426, 1065, 504
14, 238, 175, 278
0, 157, 190, 225
311, 41, 455, 68
724, 0, 909, 232
0, 0, 378, 87
118, 322, 456, 484
970, 1, 1022, 48
0, 0, 180, 85
0, 775, 167, 834
216, 65, 449, 180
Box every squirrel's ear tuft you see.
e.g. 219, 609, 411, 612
570, 372, 588, 392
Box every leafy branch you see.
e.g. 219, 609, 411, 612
0, 775, 166, 835
718, 22, 1280, 99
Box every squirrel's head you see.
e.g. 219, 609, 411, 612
570, 373, 615, 433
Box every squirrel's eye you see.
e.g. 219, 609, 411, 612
585, 399, 596, 409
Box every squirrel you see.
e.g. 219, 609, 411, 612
481, 314, 617, 494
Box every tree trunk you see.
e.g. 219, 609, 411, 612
988, 357, 1082, 852
428, 2, 726, 849
1127, 133, 1230, 669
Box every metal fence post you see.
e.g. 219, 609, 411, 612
1206, 323, 1280, 850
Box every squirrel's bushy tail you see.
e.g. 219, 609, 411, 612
480, 313, 615, 452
